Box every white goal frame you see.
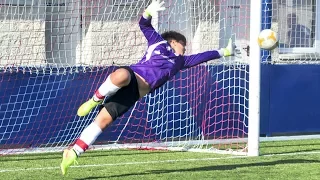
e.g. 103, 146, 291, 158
247, 0, 262, 156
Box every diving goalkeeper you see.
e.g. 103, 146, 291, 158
60, 0, 234, 175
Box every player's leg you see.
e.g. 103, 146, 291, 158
73, 108, 114, 156
61, 67, 140, 175
60, 108, 112, 175
77, 68, 132, 117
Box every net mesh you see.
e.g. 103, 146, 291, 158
0, 0, 250, 155
270, 0, 319, 63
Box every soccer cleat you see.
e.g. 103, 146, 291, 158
60, 149, 78, 176
77, 98, 102, 117
223, 38, 234, 57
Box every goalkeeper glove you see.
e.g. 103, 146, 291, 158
220, 38, 234, 57
144, 0, 166, 18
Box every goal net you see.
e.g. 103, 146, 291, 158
270, 0, 319, 63
0, 0, 252, 155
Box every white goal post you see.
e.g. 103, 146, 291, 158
248, 0, 262, 157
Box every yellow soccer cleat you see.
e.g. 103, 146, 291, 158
60, 149, 78, 176
77, 98, 102, 117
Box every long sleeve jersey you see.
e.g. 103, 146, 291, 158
130, 15, 221, 91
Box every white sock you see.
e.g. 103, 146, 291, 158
73, 122, 102, 156
93, 75, 121, 101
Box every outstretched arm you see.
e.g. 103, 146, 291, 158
183, 39, 234, 68
183, 50, 222, 68
139, 0, 166, 45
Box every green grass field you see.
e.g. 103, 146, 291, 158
1, 139, 320, 180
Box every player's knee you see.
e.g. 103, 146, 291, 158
99, 101, 128, 123
95, 107, 113, 130
110, 68, 131, 87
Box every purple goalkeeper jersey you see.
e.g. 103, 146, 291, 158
130, 16, 221, 91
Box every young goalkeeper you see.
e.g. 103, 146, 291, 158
60, 0, 234, 175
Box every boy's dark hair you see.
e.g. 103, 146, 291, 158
161, 31, 187, 45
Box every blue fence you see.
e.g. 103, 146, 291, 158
0, 65, 248, 146
1, 64, 320, 147
261, 64, 320, 135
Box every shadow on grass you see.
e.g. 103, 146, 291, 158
261, 142, 320, 155
261, 143, 320, 148
74, 159, 320, 180
0, 149, 179, 162
262, 148, 320, 155
0, 153, 61, 162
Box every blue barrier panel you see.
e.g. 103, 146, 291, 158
260, 64, 271, 136
267, 64, 320, 134
0, 65, 249, 147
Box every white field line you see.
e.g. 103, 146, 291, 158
1, 151, 320, 173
